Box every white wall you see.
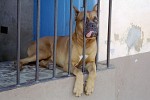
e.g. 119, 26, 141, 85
98, 0, 150, 61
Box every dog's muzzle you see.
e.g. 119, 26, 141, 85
85, 21, 98, 38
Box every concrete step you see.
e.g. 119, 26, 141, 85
0, 68, 116, 100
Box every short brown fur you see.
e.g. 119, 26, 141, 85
20, 5, 98, 96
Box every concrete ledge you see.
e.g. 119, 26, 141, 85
113, 52, 150, 100
1, 52, 150, 100
0, 69, 115, 100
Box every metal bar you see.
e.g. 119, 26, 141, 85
107, 0, 112, 68
68, 0, 73, 76
96, 0, 100, 69
16, 0, 21, 85
82, 0, 87, 72
35, 0, 40, 81
53, 0, 58, 78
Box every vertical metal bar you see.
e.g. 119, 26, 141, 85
53, 0, 58, 78
35, 0, 40, 81
68, 0, 73, 76
82, 0, 87, 72
16, 0, 21, 85
107, 0, 112, 68
96, 0, 100, 69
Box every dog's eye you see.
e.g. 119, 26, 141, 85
80, 17, 89, 22
86, 17, 89, 22
94, 16, 98, 21
79, 17, 84, 22
93, 16, 98, 23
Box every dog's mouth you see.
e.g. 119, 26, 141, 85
86, 31, 97, 38
85, 22, 98, 38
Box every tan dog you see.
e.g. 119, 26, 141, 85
20, 5, 98, 96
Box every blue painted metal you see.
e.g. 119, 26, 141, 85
33, 0, 97, 38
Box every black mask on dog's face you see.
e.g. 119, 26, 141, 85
85, 15, 98, 38
74, 4, 98, 39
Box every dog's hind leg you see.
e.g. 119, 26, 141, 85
39, 57, 52, 68
20, 52, 50, 69
20, 55, 37, 69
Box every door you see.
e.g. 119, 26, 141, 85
33, 0, 97, 39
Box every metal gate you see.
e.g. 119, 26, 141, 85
0, 0, 112, 92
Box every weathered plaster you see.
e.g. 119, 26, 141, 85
126, 25, 144, 54
98, 0, 150, 61
147, 38, 150, 43
114, 33, 119, 41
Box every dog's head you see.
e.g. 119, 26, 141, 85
74, 5, 98, 39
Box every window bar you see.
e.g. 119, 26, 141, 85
53, 0, 58, 78
107, 0, 112, 68
35, 0, 40, 81
82, 0, 87, 73
16, 0, 21, 85
96, 0, 100, 69
68, 0, 73, 76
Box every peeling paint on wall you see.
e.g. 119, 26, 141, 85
147, 38, 150, 42
134, 32, 144, 52
99, 0, 150, 61
125, 25, 144, 54
114, 33, 119, 41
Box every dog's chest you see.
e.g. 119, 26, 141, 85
79, 55, 88, 61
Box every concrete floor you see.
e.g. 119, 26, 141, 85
112, 52, 150, 100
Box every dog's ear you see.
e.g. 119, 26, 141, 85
73, 6, 80, 20
93, 4, 98, 12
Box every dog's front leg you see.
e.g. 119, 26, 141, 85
85, 62, 96, 95
72, 62, 84, 97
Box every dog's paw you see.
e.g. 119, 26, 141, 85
73, 81, 83, 97
85, 81, 94, 96
14, 61, 24, 71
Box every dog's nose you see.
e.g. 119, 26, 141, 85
87, 22, 97, 29
90, 24, 94, 28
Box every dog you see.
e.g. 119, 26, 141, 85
20, 5, 98, 96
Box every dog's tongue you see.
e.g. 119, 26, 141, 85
86, 31, 94, 37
